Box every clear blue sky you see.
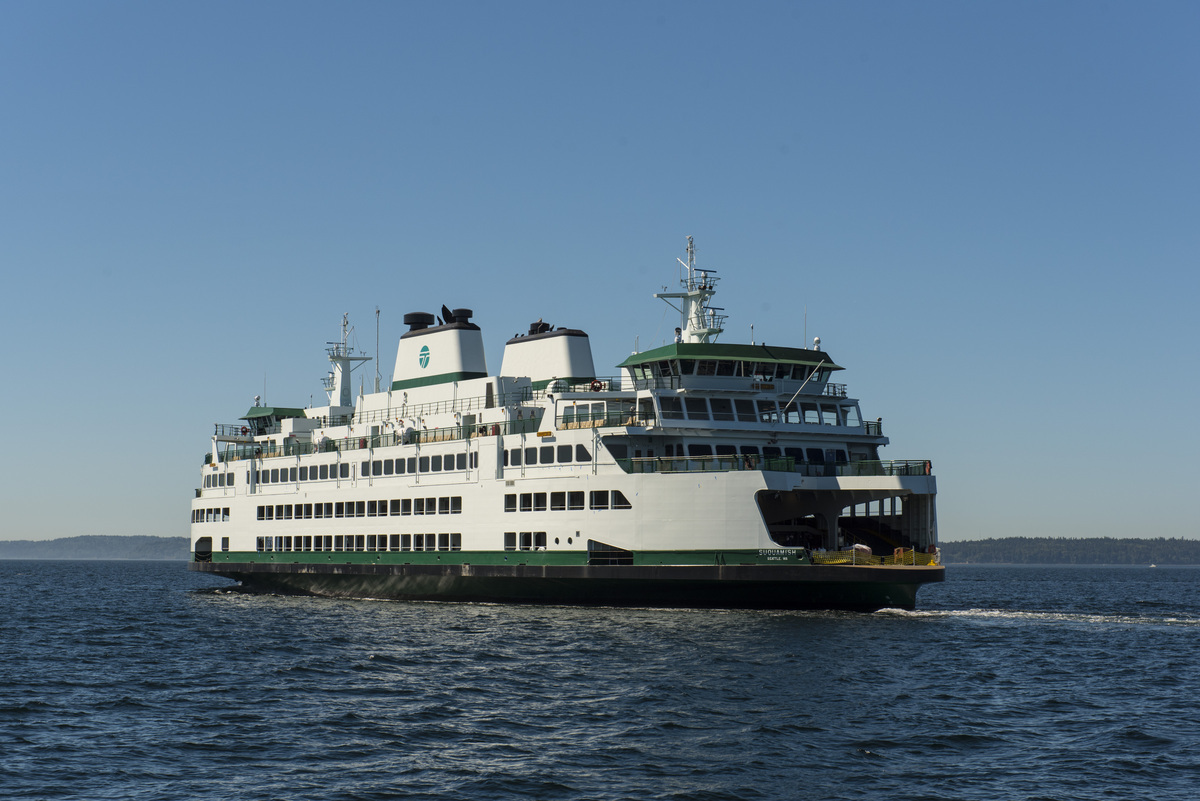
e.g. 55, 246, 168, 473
3, 1, 1197, 542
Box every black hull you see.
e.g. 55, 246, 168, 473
191, 561, 944, 612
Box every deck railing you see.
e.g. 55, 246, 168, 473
810, 548, 941, 567
616, 457, 931, 477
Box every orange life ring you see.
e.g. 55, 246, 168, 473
590, 380, 603, 392
240, 426, 249, 435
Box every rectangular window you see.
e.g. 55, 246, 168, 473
284, 504, 293, 520
659, 397, 684, 419
389, 534, 400, 551
470, 452, 478, 469
401, 498, 412, 515
383, 459, 393, 476
525, 447, 537, 465
367, 535, 377, 551
688, 444, 713, 457
504, 494, 517, 512
289, 467, 297, 482
438, 533, 450, 551
270, 468, 279, 483
401, 534, 412, 551
419, 456, 430, 472
361, 461, 370, 476
335, 502, 345, 518
534, 532, 547, 549
533, 493, 547, 512
314, 503, 325, 519
275, 504, 284, 520
438, 497, 450, 514
450, 497, 462, 514
257, 506, 265, 520
558, 444, 573, 463
389, 499, 401, 516
283, 536, 292, 551
715, 444, 737, 456
519, 532, 532, 550
540, 446, 553, 464
519, 493, 533, 512
568, 491, 585, 510
221, 537, 229, 552
576, 444, 591, 462
684, 398, 709, 420
450, 533, 461, 551
313, 536, 323, 552
590, 490, 609, 510
509, 448, 521, 466
406, 458, 416, 474
395, 458, 405, 475
340, 463, 349, 479
355, 501, 365, 517
504, 532, 517, 551
323, 503, 333, 518
612, 490, 632, 510
414, 497, 426, 515
550, 492, 566, 511
413, 534, 426, 551
367, 500, 378, 517
430, 454, 442, 472
456, 453, 467, 471
710, 398, 735, 421
299, 466, 308, 481
373, 460, 383, 476
319, 464, 329, 480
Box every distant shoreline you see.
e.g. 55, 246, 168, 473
3, 534, 1196, 565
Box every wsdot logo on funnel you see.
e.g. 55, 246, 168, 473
418, 346, 430, 369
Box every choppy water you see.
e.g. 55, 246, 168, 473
2, 561, 1198, 800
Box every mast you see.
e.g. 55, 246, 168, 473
653, 236, 727, 344
322, 313, 372, 407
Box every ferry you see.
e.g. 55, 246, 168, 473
190, 238, 944, 610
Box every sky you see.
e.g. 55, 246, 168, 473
2, 1, 1197, 542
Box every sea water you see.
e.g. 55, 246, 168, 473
2, 561, 1198, 800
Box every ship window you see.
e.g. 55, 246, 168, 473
835, 449, 847, 463
716, 360, 735, 377
439, 497, 450, 514
678, 359, 695, 374
576, 444, 591, 461
257, 506, 265, 520
275, 505, 284, 520
757, 400, 779, 423
256, 537, 265, 552
568, 491, 585, 510
283, 536, 292, 551
354, 501, 365, 517
710, 398, 735, 421
784, 447, 804, 461
844, 406, 861, 427
431, 455, 443, 472
540, 446, 554, 464
383, 460, 393, 476
451, 497, 462, 514
656, 360, 672, 377
367, 500, 378, 517
323, 502, 333, 518
456, 453, 466, 470
590, 491, 609, 510
414, 498, 426, 515
763, 446, 781, 457
340, 464, 349, 479
361, 461, 369, 476
366, 535, 377, 551
405, 458, 415, 474
303, 503, 312, 519
525, 447, 537, 465
401, 499, 412, 515
299, 466, 308, 481
390, 499, 401, 515
372, 460, 383, 476
387, 534, 399, 551
319, 464, 329, 480
313, 503, 324, 519
470, 452, 478, 469
801, 403, 820, 424
697, 360, 717, 376
551, 492, 566, 511
335, 502, 345, 518
806, 448, 824, 463
270, 469, 279, 483
659, 397, 683, 419
715, 445, 737, 456
821, 405, 840, 426
613, 490, 631, 510
504, 494, 517, 512
289, 467, 297, 482
740, 445, 760, 455
519, 532, 532, 551
509, 449, 521, 466
401, 534, 412, 551
354, 535, 365, 552
419, 456, 430, 472
688, 444, 713, 457
313, 536, 323, 552
534, 532, 547, 549
284, 505, 293, 520
438, 533, 450, 551
394, 458, 405, 474
533, 493, 547, 512
504, 532, 516, 551
450, 533, 461, 551
684, 398, 709, 420
520, 493, 533, 512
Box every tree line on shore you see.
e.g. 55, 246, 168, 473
939, 536, 1200, 565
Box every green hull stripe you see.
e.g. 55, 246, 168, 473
203, 548, 818, 567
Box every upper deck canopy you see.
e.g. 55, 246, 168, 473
617, 342, 842, 371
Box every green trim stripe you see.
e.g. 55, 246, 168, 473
617, 342, 841, 370
391, 371, 488, 391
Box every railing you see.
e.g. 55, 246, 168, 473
616, 457, 932, 477
558, 409, 657, 429
810, 548, 941, 567
823, 383, 847, 398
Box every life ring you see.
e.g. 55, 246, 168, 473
240, 426, 249, 435
590, 380, 603, 392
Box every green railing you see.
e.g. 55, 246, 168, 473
616, 457, 931, 477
